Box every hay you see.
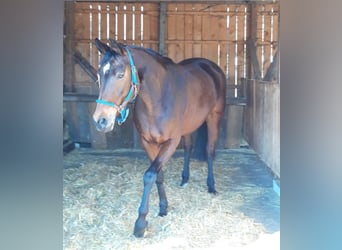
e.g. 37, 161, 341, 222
64, 148, 277, 249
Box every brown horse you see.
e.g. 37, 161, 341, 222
92, 38, 226, 237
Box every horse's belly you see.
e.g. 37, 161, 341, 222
181, 113, 208, 135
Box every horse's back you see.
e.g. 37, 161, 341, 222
172, 58, 226, 135
178, 58, 226, 99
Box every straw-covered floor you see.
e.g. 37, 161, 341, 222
63, 148, 279, 249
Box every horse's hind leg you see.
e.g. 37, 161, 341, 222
205, 112, 223, 194
181, 134, 192, 186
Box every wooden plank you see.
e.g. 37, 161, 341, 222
176, 3, 185, 41
227, 12, 236, 84
208, 4, 229, 42
167, 43, 176, 61
167, 3, 177, 41
134, 3, 142, 43
244, 4, 251, 80
107, 3, 115, 40
184, 14, 193, 58
184, 3, 194, 42
236, 5, 246, 43
201, 10, 211, 41
206, 43, 218, 64
74, 2, 90, 40
142, 3, 159, 48
167, 43, 184, 63
262, 4, 272, 77
126, 4, 133, 42
272, 4, 279, 45
256, 4, 264, 77
99, 3, 108, 41
175, 43, 185, 62
192, 43, 202, 57
184, 42, 193, 59
248, 3, 260, 80
236, 6, 246, 81
218, 41, 229, 76
192, 4, 203, 41
116, 3, 125, 41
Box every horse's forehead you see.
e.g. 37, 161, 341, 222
102, 62, 111, 74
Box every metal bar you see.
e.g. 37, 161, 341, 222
158, 2, 167, 55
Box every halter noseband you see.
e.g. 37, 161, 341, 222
96, 47, 139, 125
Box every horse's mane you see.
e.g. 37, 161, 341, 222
127, 45, 175, 65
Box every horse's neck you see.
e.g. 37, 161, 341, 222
132, 49, 169, 111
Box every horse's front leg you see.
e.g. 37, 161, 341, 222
156, 169, 168, 216
133, 137, 181, 237
133, 168, 157, 237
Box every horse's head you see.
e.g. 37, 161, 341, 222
93, 38, 138, 133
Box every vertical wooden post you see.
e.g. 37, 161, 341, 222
248, 2, 260, 81
158, 2, 167, 56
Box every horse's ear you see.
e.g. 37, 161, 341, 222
94, 38, 110, 54
109, 38, 124, 55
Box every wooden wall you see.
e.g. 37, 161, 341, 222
244, 3, 280, 177
244, 80, 280, 177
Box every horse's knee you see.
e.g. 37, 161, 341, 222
156, 170, 164, 184
143, 171, 157, 185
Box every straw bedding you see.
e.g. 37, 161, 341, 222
63, 148, 277, 249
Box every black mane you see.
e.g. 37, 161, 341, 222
127, 45, 174, 65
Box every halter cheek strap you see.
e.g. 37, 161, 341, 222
96, 46, 139, 125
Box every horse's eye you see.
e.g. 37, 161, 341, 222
117, 72, 124, 79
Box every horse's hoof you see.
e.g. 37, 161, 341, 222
208, 188, 217, 195
133, 220, 148, 238
158, 210, 167, 217
180, 179, 188, 187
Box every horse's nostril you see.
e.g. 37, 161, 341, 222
98, 117, 107, 127
95, 117, 107, 130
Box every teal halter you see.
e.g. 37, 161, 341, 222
96, 47, 139, 125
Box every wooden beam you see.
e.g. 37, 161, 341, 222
248, 3, 261, 81
263, 49, 279, 82
247, 37, 261, 80
73, 50, 98, 82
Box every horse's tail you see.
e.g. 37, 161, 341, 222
192, 122, 208, 161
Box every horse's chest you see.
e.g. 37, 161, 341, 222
134, 113, 174, 144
